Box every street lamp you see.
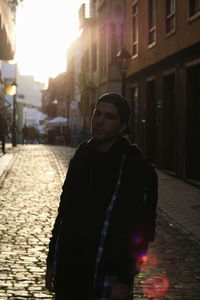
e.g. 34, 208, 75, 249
5, 82, 17, 147
116, 47, 131, 97
66, 95, 71, 145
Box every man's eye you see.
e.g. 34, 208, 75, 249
105, 113, 116, 120
94, 110, 101, 116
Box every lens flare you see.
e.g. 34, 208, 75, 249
132, 234, 143, 245
136, 253, 148, 271
142, 274, 170, 299
140, 253, 148, 263
140, 253, 158, 271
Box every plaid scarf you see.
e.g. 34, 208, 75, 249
92, 155, 130, 300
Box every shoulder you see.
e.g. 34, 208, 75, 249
122, 138, 143, 163
74, 138, 93, 154
124, 140, 157, 181
70, 138, 95, 162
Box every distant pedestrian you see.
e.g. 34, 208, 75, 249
0, 111, 8, 154
45, 93, 158, 300
21, 124, 29, 144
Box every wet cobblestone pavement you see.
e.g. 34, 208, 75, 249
0, 145, 200, 300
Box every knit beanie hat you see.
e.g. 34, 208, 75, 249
96, 93, 131, 134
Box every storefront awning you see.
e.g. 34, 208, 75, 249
46, 117, 67, 127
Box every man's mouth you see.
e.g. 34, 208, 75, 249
93, 129, 104, 134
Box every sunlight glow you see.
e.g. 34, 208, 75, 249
15, 0, 85, 84
5, 85, 17, 96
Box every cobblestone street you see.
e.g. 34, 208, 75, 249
0, 145, 200, 300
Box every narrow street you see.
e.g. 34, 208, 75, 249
0, 145, 200, 300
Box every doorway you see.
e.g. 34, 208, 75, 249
163, 73, 176, 173
186, 65, 200, 182
145, 80, 156, 163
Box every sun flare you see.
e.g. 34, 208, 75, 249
15, 0, 85, 84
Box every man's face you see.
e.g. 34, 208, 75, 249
91, 102, 126, 143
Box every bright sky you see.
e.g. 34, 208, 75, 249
15, 0, 86, 85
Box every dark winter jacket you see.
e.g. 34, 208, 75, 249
47, 136, 158, 295
0, 115, 8, 139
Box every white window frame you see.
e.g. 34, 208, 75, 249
165, 0, 176, 37
188, 0, 200, 21
131, 0, 138, 58
148, 0, 156, 48
99, 24, 107, 79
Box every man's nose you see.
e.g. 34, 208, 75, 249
96, 114, 104, 124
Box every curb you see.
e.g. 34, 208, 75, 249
0, 153, 16, 188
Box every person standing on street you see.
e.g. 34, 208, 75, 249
0, 111, 8, 154
21, 124, 29, 144
45, 93, 158, 300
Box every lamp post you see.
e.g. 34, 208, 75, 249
116, 47, 131, 97
5, 82, 17, 147
66, 95, 71, 145
12, 88, 17, 147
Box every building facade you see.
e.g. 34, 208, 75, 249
41, 71, 81, 146
0, 0, 16, 61
125, 0, 200, 184
75, 0, 200, 184
77, 0, 126, 136
0, 0, 17, 112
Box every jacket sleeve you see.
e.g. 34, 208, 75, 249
46, 157, 75, 266
46, 210, 63, 266
116, 164, 158, 285
46, 141, 87, 266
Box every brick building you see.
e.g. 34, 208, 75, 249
76, 0, 200, 184
125, 0, 200, 184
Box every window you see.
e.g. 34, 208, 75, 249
148, 0, 156, 46
99, 25, 107, 78
189, 0, 200, 18
110, 23, 118, 62
132, 1, 138, 57
92, 43, 97, 72
130, 84, 139, 143
165, 0, 176, 35
114, 4, 122, 17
